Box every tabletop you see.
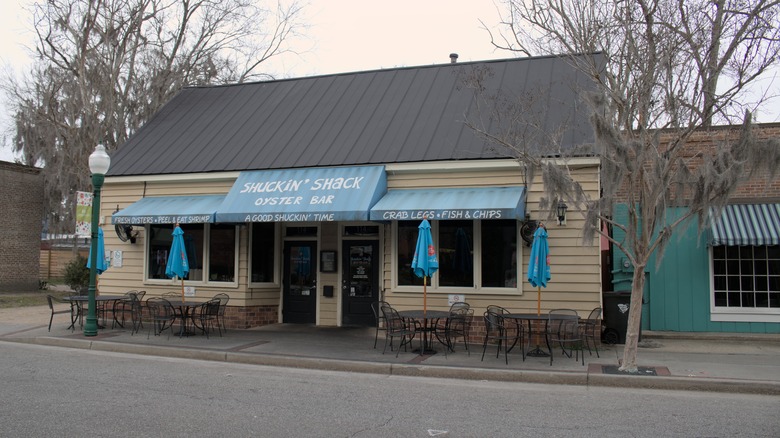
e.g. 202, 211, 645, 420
398, 310, 450, 320
162, 300, 203, 307
506, 313, 579, 320
505, 313, 548, 320
66, 295, 125, 302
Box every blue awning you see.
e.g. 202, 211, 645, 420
369, 187, 526, 221
112, 195, 224, 225
216, 166, 387, 222
710, 204, 780, 246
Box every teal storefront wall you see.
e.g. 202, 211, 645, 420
612, 204, 780, 333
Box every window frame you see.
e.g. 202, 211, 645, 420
392, 219, 523, 295
709, 245, 780, 323
248, 222, 281, 287
143, 223, 240, 288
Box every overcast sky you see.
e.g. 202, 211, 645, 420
1, 0, 777, 162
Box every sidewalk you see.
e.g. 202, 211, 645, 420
2, 305, 779, 395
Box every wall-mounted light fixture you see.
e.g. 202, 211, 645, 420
556, 200, 568, 226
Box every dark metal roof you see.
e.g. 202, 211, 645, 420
108, 54, 602, 176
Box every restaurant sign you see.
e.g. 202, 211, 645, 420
369, 187, 526, 221
216, 166, 387, 223
112, 195, 224, 225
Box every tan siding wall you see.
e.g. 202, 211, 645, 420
382, 164, 602, 317
388, 169, 524, 189
97, 179, 265, 305
319, 222, 339, 326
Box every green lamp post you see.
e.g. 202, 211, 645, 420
84, 144, 110, 336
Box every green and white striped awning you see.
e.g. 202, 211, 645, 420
710, 204, 780, 246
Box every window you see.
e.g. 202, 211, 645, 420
712, 245, 780, 310
208, 224, 236, 282
146, 224, 236, 284
481, 220, 518, 288
439, 220, 474, 287
251, 222, 276, 283
397, 221, 424, 286
395, 220, 519, 291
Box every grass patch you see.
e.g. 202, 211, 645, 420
0, 290, 74, 309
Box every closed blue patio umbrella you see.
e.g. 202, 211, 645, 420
86, 227, 109, 292
527, 225, 551, 315
166, 225, 190, 300
411, 218, 438, 318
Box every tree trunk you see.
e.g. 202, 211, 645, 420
619, 266, 646, 372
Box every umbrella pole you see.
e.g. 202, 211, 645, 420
537, 286, 541, 316
181, 277, 185, 301
423, 276, 427, 319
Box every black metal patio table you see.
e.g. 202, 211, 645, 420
504, 313, 550, 357
505, 313, 580, 358
164, 300, 203, 337
398, 309, 450, 355
65, 295, 125, 329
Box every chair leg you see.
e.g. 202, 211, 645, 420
549, 336, 554, 366
586, 334, 600, 358
48, 313, 54, 332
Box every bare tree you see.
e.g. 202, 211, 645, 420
471, 0, 780, 372
2, 0, 306, 234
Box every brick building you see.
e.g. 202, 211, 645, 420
0, 161, 44, 292
610, 123, 780, 334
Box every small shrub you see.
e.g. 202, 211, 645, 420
63, 255, 90, 293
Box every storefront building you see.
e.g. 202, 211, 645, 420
611, 125, 780, 334
98, 55, 603, 328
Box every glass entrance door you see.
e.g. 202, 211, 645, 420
342, 240, 379, 326
283, 241, 317, 324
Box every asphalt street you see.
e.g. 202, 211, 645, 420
2, 342, 779, 437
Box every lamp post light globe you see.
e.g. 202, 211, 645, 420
84, 144, 110, 336
89, 144, 111, 174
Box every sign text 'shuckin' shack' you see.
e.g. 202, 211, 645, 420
239, 176, 365, 221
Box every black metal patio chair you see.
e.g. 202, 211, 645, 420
481, 309, 517, 364
380, 303, 419, 357
46, 295, 78, 332
581, 307, 602, 357
112, 290, 139, 330
146, 297, 176, 339
192, 299, 221, 338
212, 293, 229, 334
441, 307, 474, 357
370, 300, 390, 349
546, 309, 584, 366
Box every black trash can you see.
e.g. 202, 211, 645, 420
602, 292, 636, 344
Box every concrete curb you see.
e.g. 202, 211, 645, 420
5, 336, 779, 395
